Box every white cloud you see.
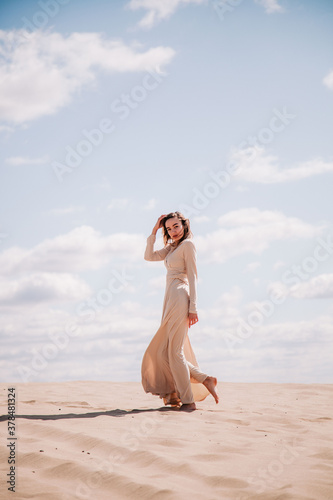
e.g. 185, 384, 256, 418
143, 198, 157, 210
269, 273, 333, 300
201, 289, 332, 347
196, 208, 322, 263
254, 0, 284, 14
193, 215, 210, 223
1, 285, 332, 383
0, 210, 325, 275
230, 146, 333, 184
148, 274, 166, 290
204, 286, 243, 324
127, 0, 206, 29
290, 273, 333, 299
0, 225, 145, 275
244, 261, 261, 273
211, 315, 333, 383
0, 273, 91, 305
235, 185, 249, 192
0, 29, 175, 124
107, 198, 130, 210
0, 298, 162, 382
5, 155, 49, 165
81, 179, 113, 193
323, 70, 333, 91
194, 287, 329, 380
0, 125, 14, 133
273, 260, 286, 270
253, 316, 332, 344
48, 206, 85, 216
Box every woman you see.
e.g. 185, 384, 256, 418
141, 211, 219, 412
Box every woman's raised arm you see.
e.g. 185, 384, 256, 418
144, 214, 171, 261
144, 233, 171, 261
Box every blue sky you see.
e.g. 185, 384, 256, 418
0, 0, 332, 385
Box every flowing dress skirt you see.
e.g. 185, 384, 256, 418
141, 277, 210, 406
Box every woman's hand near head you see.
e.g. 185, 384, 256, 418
152, 214, 167, 236
188, 312, 198, 328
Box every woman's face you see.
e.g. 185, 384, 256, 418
165, 217, 184, 242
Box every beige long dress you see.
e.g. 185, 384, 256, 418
141, 233, 210, 406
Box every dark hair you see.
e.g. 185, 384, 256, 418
161, 211, 192, 247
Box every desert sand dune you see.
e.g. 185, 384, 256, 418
1, 381, 332, 499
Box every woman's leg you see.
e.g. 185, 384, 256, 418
187, 361, 208, 383
168, 318, 194, 404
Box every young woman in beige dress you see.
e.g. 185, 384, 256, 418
141, 211, 219, 412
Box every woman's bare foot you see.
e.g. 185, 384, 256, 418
203, 376, 219, 404
180, 402, 196, 412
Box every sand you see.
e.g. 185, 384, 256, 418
0, 381, 333, 500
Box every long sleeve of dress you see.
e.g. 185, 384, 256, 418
144, 233, 171, 261
183, 240, 198, 314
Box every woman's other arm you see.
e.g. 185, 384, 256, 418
183, 240, 198, 315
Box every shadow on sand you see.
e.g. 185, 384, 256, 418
0, 406, 181, 422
